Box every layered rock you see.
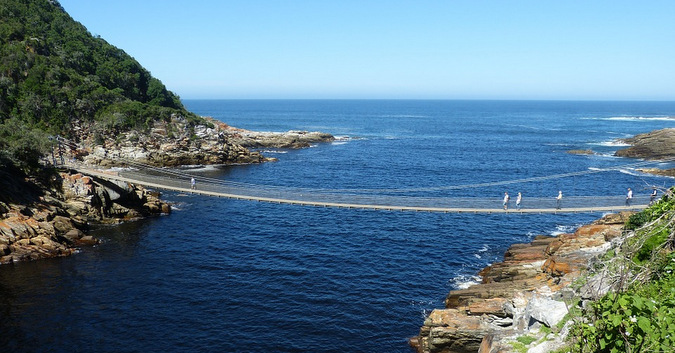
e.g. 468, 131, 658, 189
0, 170, 170, 265
410, 212, 631, 353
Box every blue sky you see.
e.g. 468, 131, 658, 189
57, 0, 675, 100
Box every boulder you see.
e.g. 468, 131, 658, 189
52, 215, 75, 234
524, 295, 568, 328
417, 309, 489, 353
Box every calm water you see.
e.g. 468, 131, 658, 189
2, 100, 675, 353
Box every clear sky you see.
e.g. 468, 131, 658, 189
57, 0, 675, 100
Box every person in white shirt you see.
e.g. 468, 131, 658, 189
516, 192, 522, 210
556, 190, 563, 209
626, 187, 633, 206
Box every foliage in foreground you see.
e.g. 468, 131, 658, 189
567, 190, 675, 353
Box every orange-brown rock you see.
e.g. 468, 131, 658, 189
1, 169, 172, 265
411, 213, 629, 353
468, 298, 509, 317
542, 257, 574, 277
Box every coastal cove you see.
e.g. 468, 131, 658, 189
3, 100, 675, 352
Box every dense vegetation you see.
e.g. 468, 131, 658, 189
0, 0, 199, 172
567, 189, 675, 353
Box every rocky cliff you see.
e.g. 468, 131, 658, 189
0, 168, 169, 265
410, 212, 632, 353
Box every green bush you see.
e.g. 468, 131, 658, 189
569, 201, 675, 353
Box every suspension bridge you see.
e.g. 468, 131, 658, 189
65, 158, 667, 214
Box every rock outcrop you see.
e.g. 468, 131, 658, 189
614, 128, 675, 160
0, 169, 170, 265
221, 123, 335, 149
566, 149, 595, 155
68, 116, 334, 168
410, 212, 631, 353
635, 168, 675, 177
73, 116, 268, 167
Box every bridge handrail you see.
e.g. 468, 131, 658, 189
74, 166, 649, 214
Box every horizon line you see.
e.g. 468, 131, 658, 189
180, 97, 675, 102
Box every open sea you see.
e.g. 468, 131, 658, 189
3, 100, 675, 353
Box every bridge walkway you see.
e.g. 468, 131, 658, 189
77, 167, 649, 214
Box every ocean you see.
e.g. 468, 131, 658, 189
2, 100, 675, 352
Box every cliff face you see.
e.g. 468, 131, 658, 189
0, 170, 169, 265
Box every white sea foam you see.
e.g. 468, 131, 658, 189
261, 150, 288, 154
588, 153, 622, 160
450, 274, 482, 289
618, 168, 645, 177
550, 224, 580, 236
179, 164, 220, 172
169, 202, 187, 211
378, 114, 427, 118
583, 116, 675, 122
588, 140, 631, 147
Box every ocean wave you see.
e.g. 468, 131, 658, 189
587, 140, 631, 147
261, 150, 288, 154
550, 224, 581, 236
450, 274, 482, 290
583, 116, 674, 121
377, 114, 427, 118
588, 153, 622, 160
618, 168, 646, 177
168, 201, 188, 211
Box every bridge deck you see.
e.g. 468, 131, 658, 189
78, 168, 648, 214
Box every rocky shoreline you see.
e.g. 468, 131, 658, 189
74, 116, 334, 168
614, 128, 675, 161
0, 169, 170, 264
1, 116, 335, 265
410, 212, 632, 353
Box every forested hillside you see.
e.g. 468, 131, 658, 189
0, 0, 198, 172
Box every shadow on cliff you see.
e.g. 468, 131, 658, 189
0, 157, 49, 208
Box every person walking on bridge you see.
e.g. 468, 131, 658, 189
556, 190, 563, 209
650, 187, 658, 205
626, 187, 633, 206
516, 192, 522, 210
503, 192, 510, 210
